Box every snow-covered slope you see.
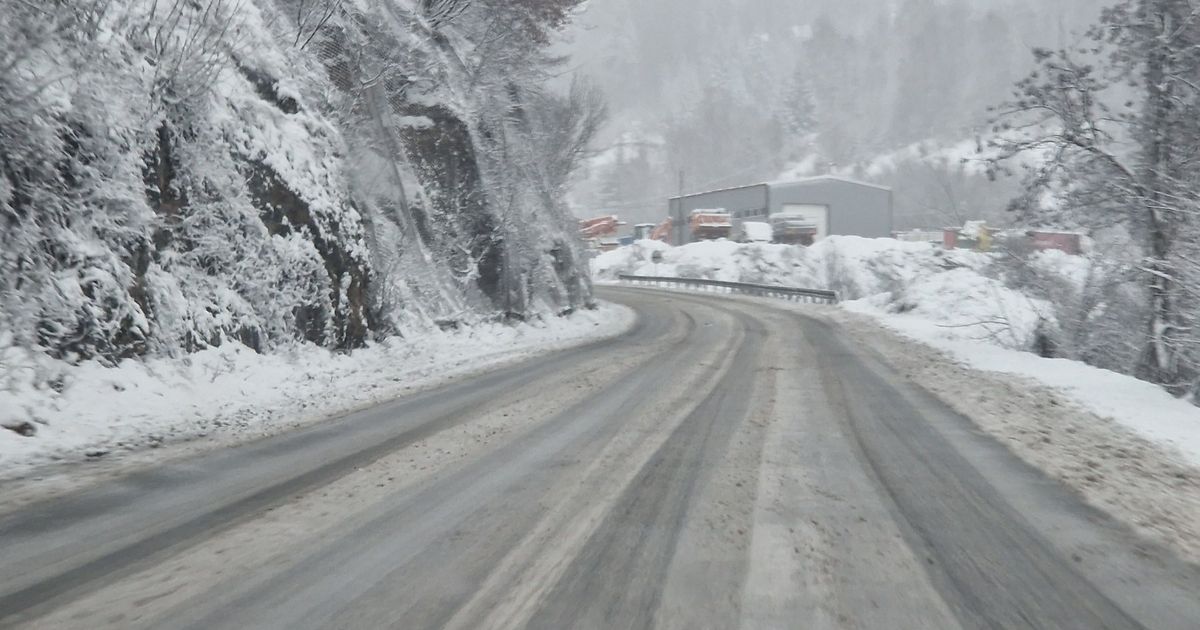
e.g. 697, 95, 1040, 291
1, 1, 375, 361
0, 1, 591, 364
0, 1, 596, 461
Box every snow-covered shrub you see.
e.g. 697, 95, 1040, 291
988, 244, 1146, 371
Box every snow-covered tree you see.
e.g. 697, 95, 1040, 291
990, 0, 1200, 397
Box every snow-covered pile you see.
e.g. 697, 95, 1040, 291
594, 237, 944, 293
594, 237, 1053, 351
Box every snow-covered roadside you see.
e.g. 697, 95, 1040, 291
843, 301, 1200, 467
820, 305, 1200, 563
0, 304, 635, 482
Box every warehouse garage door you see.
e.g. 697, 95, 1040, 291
780, 204, 829, 240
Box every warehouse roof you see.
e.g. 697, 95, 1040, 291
669, 182, 768, 202
769, 175, 892, 192
669, 175, 890, 201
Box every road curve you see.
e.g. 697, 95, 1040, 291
0, 287, 1198, 629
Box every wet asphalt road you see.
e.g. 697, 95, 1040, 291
0, 287, 1198, 629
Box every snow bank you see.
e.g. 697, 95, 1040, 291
851, 266, 1055, 351
594, 236, 956, 297
595, 237, 1037, 345
0, 306, 634, 477
824, 307, 1200, 564
847, 306, 1200, 467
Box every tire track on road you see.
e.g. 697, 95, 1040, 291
801, 314, 1145, 630
522, 302, 768, 630
157, 302, 730, 629
0, 299, 673, 626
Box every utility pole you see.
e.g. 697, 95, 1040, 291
678, 170, 685, 197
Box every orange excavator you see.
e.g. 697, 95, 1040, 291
578, 215, 620, 240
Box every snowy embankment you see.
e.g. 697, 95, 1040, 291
594, 239, 1200, 467
0, 306, 634, 479
840, 303, 1200, 467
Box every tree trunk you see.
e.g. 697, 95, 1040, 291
1135, 1, 1182, 390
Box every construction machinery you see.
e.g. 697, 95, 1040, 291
579, 215, 620, 240
689, 210, 733, 241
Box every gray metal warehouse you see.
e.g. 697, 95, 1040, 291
668, 176, 893, 245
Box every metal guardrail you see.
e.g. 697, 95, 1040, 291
617, 274, 839, 304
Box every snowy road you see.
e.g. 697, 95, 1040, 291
1, 287, 1198, 629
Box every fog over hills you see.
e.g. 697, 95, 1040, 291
565, 0, 1100, 227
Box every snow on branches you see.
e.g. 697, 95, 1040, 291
988, 0, 1200, 398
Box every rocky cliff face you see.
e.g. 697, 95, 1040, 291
0, 0, 591, 365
